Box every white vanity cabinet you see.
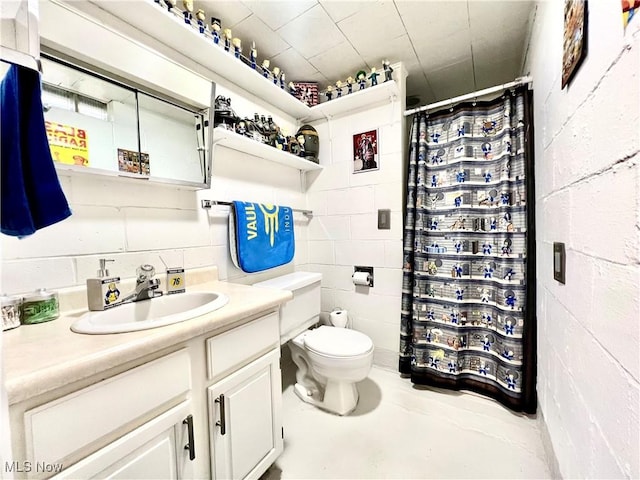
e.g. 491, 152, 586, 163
205, 311, 283, 480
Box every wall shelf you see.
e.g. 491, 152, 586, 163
213, 127, 323, 172
303, 80, 399, 123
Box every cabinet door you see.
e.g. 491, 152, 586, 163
52, 402, 195, 479
208, 349, 283, 480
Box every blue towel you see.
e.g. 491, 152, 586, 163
229, 201, 295, 273
1, 64, 71, 237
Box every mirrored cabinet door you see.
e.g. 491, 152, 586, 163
40, 54, 213, 188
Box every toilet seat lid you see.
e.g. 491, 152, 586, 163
304, 326, 373, 357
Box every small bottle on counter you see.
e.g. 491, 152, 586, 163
21, 289, 60, 324
1, 294, 22, 331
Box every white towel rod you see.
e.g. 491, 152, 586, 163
404, 76, 533, 117
201, 199, 313, 218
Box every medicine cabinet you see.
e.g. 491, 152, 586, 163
40, 53, 214, 188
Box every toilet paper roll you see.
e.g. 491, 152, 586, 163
330, 309, 348, 328
352, 271, 371, 286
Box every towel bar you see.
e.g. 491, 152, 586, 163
201, 199, 312, 218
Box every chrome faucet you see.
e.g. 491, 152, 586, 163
121, 264, 162, 303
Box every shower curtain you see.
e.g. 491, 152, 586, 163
399, 86, 536, 414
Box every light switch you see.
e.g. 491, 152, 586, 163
378, 209, 391, 230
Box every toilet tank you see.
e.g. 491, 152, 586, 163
254, 272, 321, 344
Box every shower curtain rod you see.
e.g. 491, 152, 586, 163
404, 76, 533, 117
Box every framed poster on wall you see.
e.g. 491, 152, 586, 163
562, 0, 588, 88
353, 129, 379, 173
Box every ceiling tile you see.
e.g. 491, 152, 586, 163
270, 47, 320, 81
242, 0, 317, 30
471, 29, 527, 65
276, 4, 346, 58
468, 0, 534, 34
426, 59, 475, 101
337, 2, 405, 52
397, 1, 470, 41
413, 28, 473, 71
308, 41, 365, 83
358, 34, 419, 70
194, 1, 252, 28
474, 55, 522, 90
319, 0, 379, 23
228, 14, 291, 59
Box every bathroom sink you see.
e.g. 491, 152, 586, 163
71, 292, 229, 334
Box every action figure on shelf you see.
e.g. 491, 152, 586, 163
271, 67, 280, 85
165, 0, 177, 12
232, 38, 241, 59
288, 82, 298, 96
279, 70, 286, 89
382, 60, 393, 82
325, 85, 333, 101
195, 9, 206, 33
250, 42, 257, 69
335, 80, 343, 98
357, 71, 367, 90
223, 28, 232, 52
211, 17, 221, 44
261, 59, 270, 78
369, 67, 379, 87
182, 0, 193, 24
346, 76, 354, 94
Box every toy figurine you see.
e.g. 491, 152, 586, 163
232, 37, 241, 58
261, 59, 270, 78
324, 86, 333, 101
382, 59, 393, 82
271, 67, 280, 85
336, 80, 343, 98
165, 0, 177, 11
369, 67, 379, 86
288, 82, 297, 96
357, 71, 366, 90
196, 9, 206, 33
279, 70, 285, 89
223, 28, 232, 52
182, 0, 193, 24
211, 17, 221, 44
346, 76, 354, 94
249, 42, 257, 69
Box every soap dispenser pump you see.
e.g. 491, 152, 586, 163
86, 259, 122, 311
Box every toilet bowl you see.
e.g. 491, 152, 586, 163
289, 325, 373, 415
253, 272, 374, 416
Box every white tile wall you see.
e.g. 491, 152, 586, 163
525, 2, 640, 478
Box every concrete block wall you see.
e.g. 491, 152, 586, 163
306, 89, 406, 370
524, 2, 640, 478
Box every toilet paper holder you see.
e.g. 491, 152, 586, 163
353, 266, 374, 287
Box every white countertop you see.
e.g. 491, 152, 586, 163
2, 275, 292, 405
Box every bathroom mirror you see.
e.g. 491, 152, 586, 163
40, 54, 213, 188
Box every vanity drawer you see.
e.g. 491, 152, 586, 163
206, 311, 279, 380
24, 349, 191, 466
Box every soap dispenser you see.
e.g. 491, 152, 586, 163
86, 259, 121, 311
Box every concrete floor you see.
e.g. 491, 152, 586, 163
264, 362, 552, 479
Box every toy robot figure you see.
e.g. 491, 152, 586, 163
429, 357, 440, 369
505, 294, 517, 309
483, 171, 492, 183
502, 349, 514, 360
506, 374, 516, 389
448, 361, 456, 373
196, 9, 206, 33
232, 37, 241, 58
503, 268, 516, 281
483, 264, 494, 278
429, 219, 438, 230
358, 72, 367, 90
261, 59, 270, 78
504, 320, 515, 335
482, 335, 491, 351
430, 132, 441, 143
431, 174, 438, 187
383, 60, 394, 82
454, 263, 463, 277
457, 125, 465, 137
223, 28, 232, 52
455, 287, 464, 301
211, 17, 221, 44
501, 193, 510, 205
456, 170, 466, 183
480, 288, 490, 303
454, 240, 462, 254
250, 42, 257, 69
427, 308, 435, 321
369, 67, 379, 86
479, 362, 488, 375
482, 242, 492, 255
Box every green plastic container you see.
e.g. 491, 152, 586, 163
21, 289, 60, 324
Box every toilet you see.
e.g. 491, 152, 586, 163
254, 272, 374, 416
